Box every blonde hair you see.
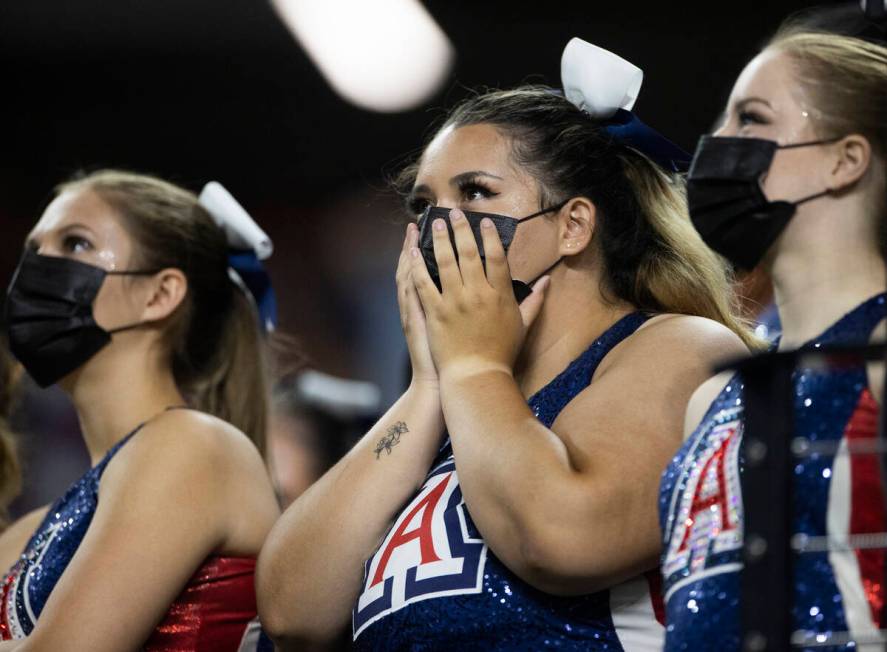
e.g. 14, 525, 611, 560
58, 171, 270, 453
766, 28, 887, 254
767, 28, 887, 157
619, 153, 757, 346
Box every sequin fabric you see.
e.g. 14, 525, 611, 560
0, 426, 143, 639
144, 556, 268, 652
659, 293, 887, 651
354, 312, 658, 651
0, 423, 269, 651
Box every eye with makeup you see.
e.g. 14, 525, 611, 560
406, 174, 502, 220
62, 234, 94, 255
737, 109, 768, 128
458, 177, 500, 205
406, 194, 431, 218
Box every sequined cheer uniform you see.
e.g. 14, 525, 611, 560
659, 294, 886, 651
353, 312, 665, 651
0, 423, 272, 651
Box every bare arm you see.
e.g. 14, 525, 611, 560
257, 385, 444, 645
440, 316, 747, 595
3, 410, 276, 652
683, 371, 736, 440
257, 224, 446, 645
0, 506, 49, 573
411, 211, 748, 594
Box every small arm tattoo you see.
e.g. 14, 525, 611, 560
374, 421, 409, 459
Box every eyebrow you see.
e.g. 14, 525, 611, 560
735, 97, 773, 111
410, 170, 505, 198
25, 222, 95, 249
450, 170, 504, 186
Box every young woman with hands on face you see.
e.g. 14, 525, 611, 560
258, 40, 756, 651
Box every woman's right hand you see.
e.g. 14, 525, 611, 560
397, 223, 438, 387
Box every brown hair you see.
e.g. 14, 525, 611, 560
397, 87, 760, 349
58, 171, 270, 453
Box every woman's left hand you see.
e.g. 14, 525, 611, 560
409, 208, 550, 383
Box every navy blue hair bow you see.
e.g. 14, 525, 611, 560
603, 109, 692, 173
227, 250, 278, 332
198, 182, 277, 333
561, 38, 691, 173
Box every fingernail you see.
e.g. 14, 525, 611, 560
481, 218, 494, 229
410, 247, 420, 258
450, 209, 464, 221
433, 219, 446, 232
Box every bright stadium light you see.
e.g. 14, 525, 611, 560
271, 0, 455, 113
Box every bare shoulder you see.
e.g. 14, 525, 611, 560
634, 313, 748, 355
557, 315, 749, 446
97, 409, 278, 555
684, 371, 737, 441
598, 313, 749, 379
98, 408, 273, 511
110, 409, 265, 478
0, 505, 50, 571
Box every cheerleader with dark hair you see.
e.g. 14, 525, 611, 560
258, 40, 755, 651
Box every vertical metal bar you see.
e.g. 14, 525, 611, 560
739, 353, 796, 652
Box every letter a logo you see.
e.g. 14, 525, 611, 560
370, 473, 449, 587
353, 458, 487, 639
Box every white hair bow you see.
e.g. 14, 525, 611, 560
197, 181, 277, 331
560, 37, 643, 118
198, 181, 273, 260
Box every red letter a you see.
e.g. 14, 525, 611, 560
370, 473, 451, 587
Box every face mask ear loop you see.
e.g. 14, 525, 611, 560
517, 256, 565, 290
792, 189, 831, 207
105, 269, 162, 277
758, 138, 841, 203
516, 199, 571, 224
102, 269, 164, 335
776, 135, 844, 151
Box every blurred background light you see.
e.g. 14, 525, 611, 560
271, 0, 455, 113
0, 0, 819, 520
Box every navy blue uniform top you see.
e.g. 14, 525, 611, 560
659, 294, 886, 651
353, 312, 666, 651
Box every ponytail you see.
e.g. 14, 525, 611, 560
618, 153, 760, 349
186, 290, 270, 454
58, 170, 270, 451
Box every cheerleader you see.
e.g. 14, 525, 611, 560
659, 25, 887, 651
0, 171, 279, 651
258, 40, 755, 650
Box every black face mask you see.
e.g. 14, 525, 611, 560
418, 203, 565, 303
4, 250, 158, 387
686, 135, 837, 271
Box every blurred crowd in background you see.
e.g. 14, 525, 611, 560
0, 0, 816, 519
